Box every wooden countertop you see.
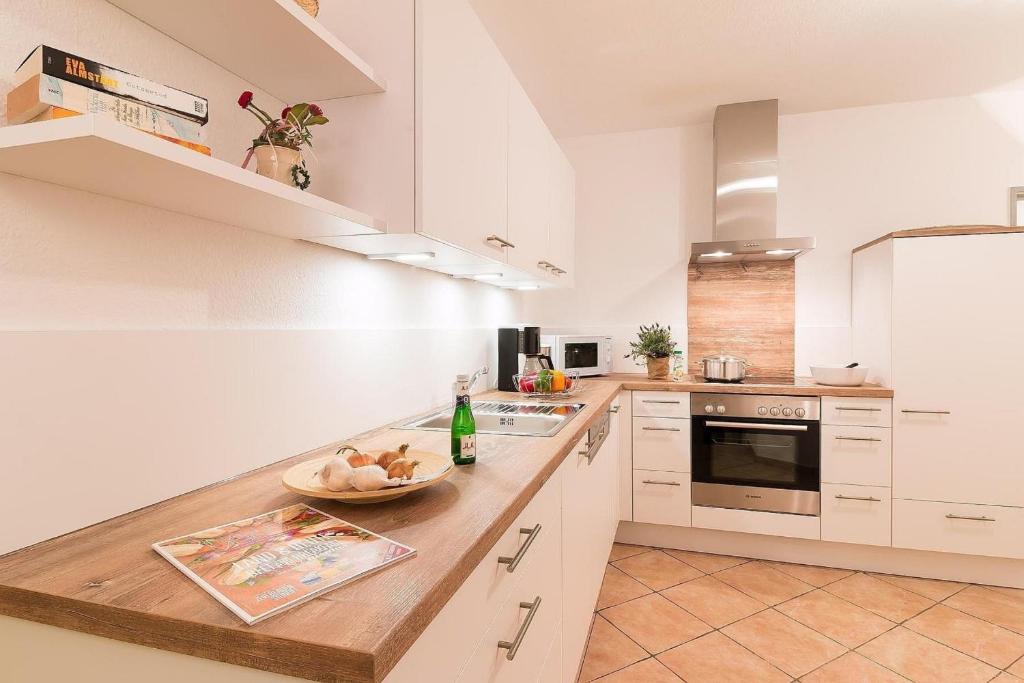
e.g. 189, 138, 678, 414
852, 224, 1023, 253
596, 373, 894, 398
0, 374, 891, 681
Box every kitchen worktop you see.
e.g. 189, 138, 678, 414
0, 382, 621, 683
596, 373, 894, 398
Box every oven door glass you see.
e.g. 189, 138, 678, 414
692, 417, 820, 491
562, 342, 599, 370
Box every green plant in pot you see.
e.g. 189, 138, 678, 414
626, 323, 677, 379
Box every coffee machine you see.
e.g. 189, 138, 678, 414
497, 326, 553, 391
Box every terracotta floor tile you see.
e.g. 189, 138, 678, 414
985, 585, 1024, 599
595, 564, 652, 610
611, 550, 702, 591
722, 609, 847, 678
945, 586, 1024, 635
1011, 655, 1024, 677
992, 673, 1023, 682
857, 626, 999, 683
871, 573, 967, 601
766, 561, 854, 587
776, 589, 895, 648
714, 561, 814, 605
600, 593, 711, 654
904, 604, 1024, 668
608, 543, 650, 562
662, 549, 748, 573
802, 651, 909, 683
578, 615, 647, 682
660, 575, 766, 628
656, 631, 790, 683
824, 573, 934, 622
591, 657, 681, 682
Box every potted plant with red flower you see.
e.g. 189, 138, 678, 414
237, 90, 328, 190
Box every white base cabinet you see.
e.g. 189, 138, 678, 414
892, 499, 1024, 561
633, 471, 691, 527
821, 484, 891, 546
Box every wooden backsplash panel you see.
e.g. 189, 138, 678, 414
687, 261, 795, 377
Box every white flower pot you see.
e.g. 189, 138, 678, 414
253, 145, 303, 186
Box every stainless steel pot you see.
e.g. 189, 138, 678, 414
700, 354, 748, 382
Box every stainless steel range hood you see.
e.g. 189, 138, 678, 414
689, 99, 814, 263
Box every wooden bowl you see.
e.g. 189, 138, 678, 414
282, 449, 454, 503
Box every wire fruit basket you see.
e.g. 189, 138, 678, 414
513, 370, 583, 399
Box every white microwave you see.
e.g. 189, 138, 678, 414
541, 335, 613, 376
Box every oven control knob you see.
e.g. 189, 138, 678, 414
704, 404, 715, 414
716, 405, 726, 414
757, 406, 768, 416
795, 407, 806, 418
769, 407, 781, 416
782, 407, 793, 417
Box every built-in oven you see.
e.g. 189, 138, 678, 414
690, 393, 821, 516
540, 335, 613, 376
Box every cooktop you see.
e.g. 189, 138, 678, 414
701, 376, 799, 386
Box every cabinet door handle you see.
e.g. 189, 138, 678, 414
642, 426, 681, 432
642, 479, 681, 486
834, 436, 883, 442
945, 513, 995, 522
550, 265, 566, 275
902, 409, 951, 415
609, 406, 620, 414
834, 494, 882, 502
496, 524, 542, 573
642, 399, 680, 404
834, 406, 881, 412
497, 596, 542, 660
485, 234, 516, 249
537, 260, 554, 270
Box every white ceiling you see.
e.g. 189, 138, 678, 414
470, 0, 1024, 138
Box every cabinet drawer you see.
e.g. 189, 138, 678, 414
633, 470, 691, 527
457, 528, 561, 683
632, 417, 690, 472
821, 426, 891, 487
821, 484, 891, 546
633, 391, 690, 418
892, 499, 1024, 560
822, 397, 892, 427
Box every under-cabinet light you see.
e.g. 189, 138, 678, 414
765, 249, 800, 256
515, 284, 541, 290
701, 250, 733, 258
366, 251, 436, 262
471, 273, 504, 281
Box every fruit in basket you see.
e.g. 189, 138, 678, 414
519, 374, 536, 392
565, 376, 574, 389
536, 369, 552, 393
551, 370, 566, 392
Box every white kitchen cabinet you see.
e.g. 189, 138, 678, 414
506, 76, 552, 278
821, 397, 892, 428
633, 391, 691, 418
691, 505, 821, 541
821, 484, 891, 547
821, 425, 891, 487
545, 138, 576, 285
632, 417, 691, 472
633, 470, 691, 527
617, 392, 634, 522
892, 499, 1024, 560
417, 0, 510, 258
537, 623, 562, 683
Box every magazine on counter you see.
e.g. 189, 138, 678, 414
152, 504, 415, 624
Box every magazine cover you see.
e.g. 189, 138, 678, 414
153, 504, 415, 624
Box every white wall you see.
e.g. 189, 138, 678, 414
527, 93, 1024, 375
0, 0, 519, 553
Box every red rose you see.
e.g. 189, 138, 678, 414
281, 106, 292, 121
309, 103, 323, 116
237, 91, 254, 108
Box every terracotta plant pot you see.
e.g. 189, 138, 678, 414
646, 356, 670, 379
254, 145, 304, 187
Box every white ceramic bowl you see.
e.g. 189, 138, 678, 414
810, 365, 869, 387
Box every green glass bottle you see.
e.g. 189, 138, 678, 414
451, 374, 477, 465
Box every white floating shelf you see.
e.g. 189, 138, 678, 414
0, 117, 385, 239
108, 0, 385, 102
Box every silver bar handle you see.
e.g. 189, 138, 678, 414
485, 234, 516, 249
835, 494, 882, 502
834, 436, 883, 442
642, 479, 681, 486
946, 513, 995, 522
551, 265, 566, 275
642, 426, 681, 432
642, 399, 680, 404
496, 524, 542, 573
902, 409, 951, 415
497, 596, 542, 660
706, 421, 808, 432
609, 405, 620, 414
834, 406, 882, 412
537, 260, 554, 270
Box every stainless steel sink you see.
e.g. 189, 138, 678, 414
399, 401, 586, 437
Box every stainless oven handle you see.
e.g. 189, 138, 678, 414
705, 421, 808, 432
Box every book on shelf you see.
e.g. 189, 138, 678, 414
15, 45, 208, 125
152, 504, 416, 625
8, 74, 205, 145
24, 106, 212, 156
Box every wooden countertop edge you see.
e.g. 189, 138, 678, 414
599, 376, 894, 398
852, 225, 1022, 254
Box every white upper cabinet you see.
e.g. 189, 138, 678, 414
547, 139, 576, 286
890, 234, 1024, 507
507, 76, 552, 276
416, 0, 510, 259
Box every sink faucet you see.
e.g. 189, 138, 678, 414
468, 365, 489, 391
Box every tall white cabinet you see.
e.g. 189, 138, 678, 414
853, 230, 1024, 559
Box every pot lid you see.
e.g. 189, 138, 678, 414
702, 353, 747, 363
